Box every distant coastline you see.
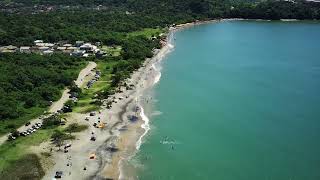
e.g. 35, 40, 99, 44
5, 18, 319, 180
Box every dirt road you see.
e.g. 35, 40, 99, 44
0, 61, 97, 146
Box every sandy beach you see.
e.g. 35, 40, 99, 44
33, 30, 174, 179
38, 19, 231, 180
28, 18, 244, 180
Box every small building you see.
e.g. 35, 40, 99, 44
44, 43, 55, 47
95, 50, 106, 58
67, 47, 77, 51
34, 40, 43, 44
63, 44, 72, 47
35, 42, 45, 47
76, 41, 84, 47
71, 50, 85, 57
95, 42, 102, 47
6, 45, 18, 51
0, 46, 5, 53
80, 43, 98, 53
1, 45, 18, 53
38, 46, 49, 51
20, 46, 31, 53
42, 50, 54, 55
79, 43, 93, 51
56, 47, 66, 51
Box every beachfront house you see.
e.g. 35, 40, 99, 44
38, 46, 50, 51
56, 47, 67, 51
83, 53, 91, 58
6, 45, 18, 50
1, 45, 18, 53
95, 42, 102, 47
63, 44, 72, 47
42, 50, 54, 55
35, 42, 45, 47
79, 43, 94, 51
79, 43, 100, 54
44, 43, 55, 47
76, 41, 84, 47
95, 50, 106, 58
67, 47, 77, 51
34, 40, 43, 44
71, 50, 85, 57
20, 46, 31, 53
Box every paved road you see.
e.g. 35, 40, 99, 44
0, 61, 97, 146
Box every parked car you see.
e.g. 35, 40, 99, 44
8, 135, 16, 141
54, 171, 63, 178
65, 144, 72, 148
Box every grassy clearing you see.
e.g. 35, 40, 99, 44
64, 123, 88, 133
0, 60, 89, 179
0, 154, 45, 180
0, 107, 46, 136
0, 123, 76, 178
101, 45, 122, 57
128, 28, 164, 39
0, 129, 55, 171
0, 61, 87, 136
73, 60, 116, 113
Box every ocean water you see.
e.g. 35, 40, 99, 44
135, 21, 320, 180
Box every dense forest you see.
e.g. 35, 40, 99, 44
1, 0, 320, 46
0, 11, 171, 46
0, 53, 84, 121
0, 0, 320, 125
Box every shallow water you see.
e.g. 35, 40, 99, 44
135, 21, 320, 180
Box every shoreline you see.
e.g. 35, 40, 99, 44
38, 26, 175, 180
36, 18, 316, 179
40, 18, 231, 180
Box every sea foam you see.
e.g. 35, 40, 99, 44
136, 105, 150, 150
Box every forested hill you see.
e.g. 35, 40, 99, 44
1, 0, 320, 20
107, 0, 320, 19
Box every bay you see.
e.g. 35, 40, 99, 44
136, 21, 320, 180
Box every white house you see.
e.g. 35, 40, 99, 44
20, 46, 31, 53
34, 40, 43, 44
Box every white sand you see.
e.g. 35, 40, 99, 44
40, 35, 174, 180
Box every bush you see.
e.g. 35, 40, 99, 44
42, 115, 61, 129
64, 123, 88, 134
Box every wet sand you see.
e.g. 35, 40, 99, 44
40, 20, 223, 180
38, 33, 174, 180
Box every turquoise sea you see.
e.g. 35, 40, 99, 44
136, 21, 320, 180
